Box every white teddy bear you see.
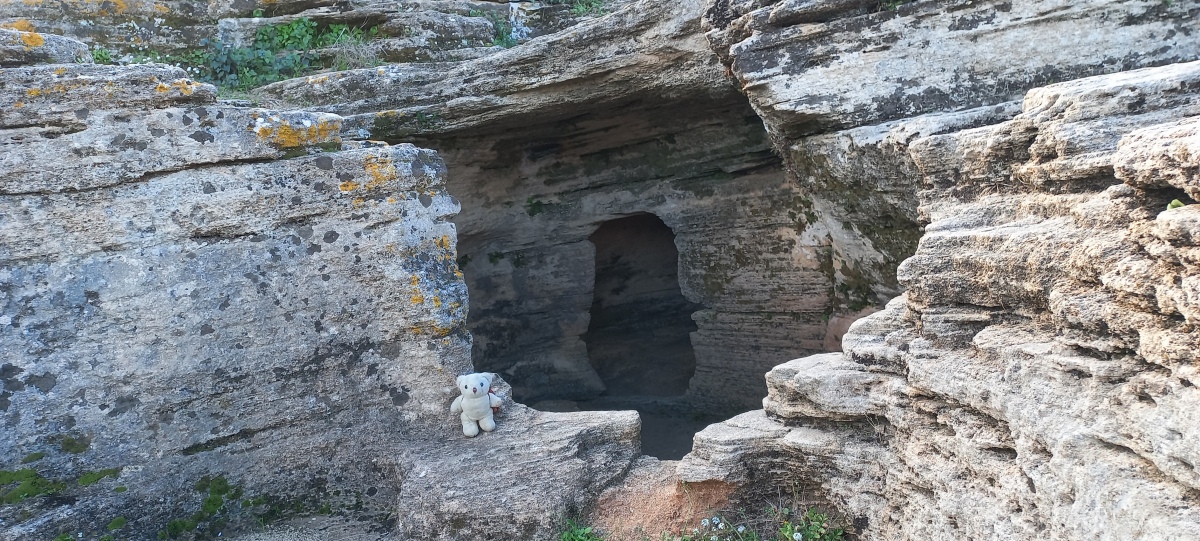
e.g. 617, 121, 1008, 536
450, 373, 502, 437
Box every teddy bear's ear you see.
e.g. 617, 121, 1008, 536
456, 375, 465, 387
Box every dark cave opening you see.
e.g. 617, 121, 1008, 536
583, 213, 701, 398
578, 213, 708, 460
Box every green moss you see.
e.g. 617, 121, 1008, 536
53, 534, 72, 541
201, 494, 224, 515
107, 516, 127, 530
78, 467, 122, 486
114, 485, 128, 493
487, 251, 505, 265
20, 452, 45, 464
59, 435, 91, 454
524, 197, 547, 216
0, 469, 66, 504
166, 518, 198, 537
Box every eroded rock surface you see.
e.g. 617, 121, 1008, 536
681, 61, 1200, 541
0, 60, 640, 541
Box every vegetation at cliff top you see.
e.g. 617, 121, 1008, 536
90, 17, 379, 91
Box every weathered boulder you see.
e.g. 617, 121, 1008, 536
681, 61, 1200, 541
0, 28, 90, 66
0, 60, 642, 541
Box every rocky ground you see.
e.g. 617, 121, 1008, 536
2, 0, 1199, 540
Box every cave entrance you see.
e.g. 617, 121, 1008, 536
584, 213, 699, 396
582, 213, 704, 459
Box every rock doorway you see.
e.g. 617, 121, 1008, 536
584, 213, 700, 397
581, 213, 705, 459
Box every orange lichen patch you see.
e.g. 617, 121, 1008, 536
352, 197, 365, 207
410, 275, 419, 287
362, 155, 396, 189
155, 79, 203, 95
386, 197, 397, 204
22, 0, 43, 5
410, 294, 425, 305
25, 88, 41, 97
307, 75, 329, 85
338, 180, 359, 192
19, 31, 44, 48
13, 101, 23, 108
432, 296, 442, 308
154, 2, 168, 12
252, 118, 341, 149
435, 235, 451, 250
1, 20, 36, 32
53, 67, 66, 75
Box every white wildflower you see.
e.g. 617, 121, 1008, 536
793, 533, 803, 541
737, 525, 745, 533
701, 519, 710, 528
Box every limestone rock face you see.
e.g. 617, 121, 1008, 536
0, 61, 640, 541
681, 62, 1200, 541
699, 0, 1200, 355
258, 0, 884, 413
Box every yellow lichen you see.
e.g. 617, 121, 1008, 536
19, 31, 44, 48
1, 20, 35, 32
410, 294, 425, 305
362, 155, 396, 189
13, 101, 23, 108
25, 88, 41, 97
432, 297, 442, 308
53, 67, 66, 75
338, 180, 359, 192
386, 197, 397, 204
252, 118, 341, 149
154, 2, 169, 12
410, 276, 419, 287
155, 79, 201, 95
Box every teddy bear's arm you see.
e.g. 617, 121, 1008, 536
450, 395, 463, 414
488, 393, 502, 408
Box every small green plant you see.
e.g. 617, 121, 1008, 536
53, 534, 72, 541
252, 8, 264, 17
547, 0, 605, 16
560, 520, 604, 541
487, 251, 505, 264
469, 9, 517, 47
20, 452, 45, 463
92, 46, 114, 64
779, 509, 845, 541
1168, 198, 1185, 210
107, 516, 128, 530
525, 196, 547, 216
569, 0, 605, 16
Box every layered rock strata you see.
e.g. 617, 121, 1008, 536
261, 0, 889, 412
681, 61, 1200, 541
0, 50, 640, 540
